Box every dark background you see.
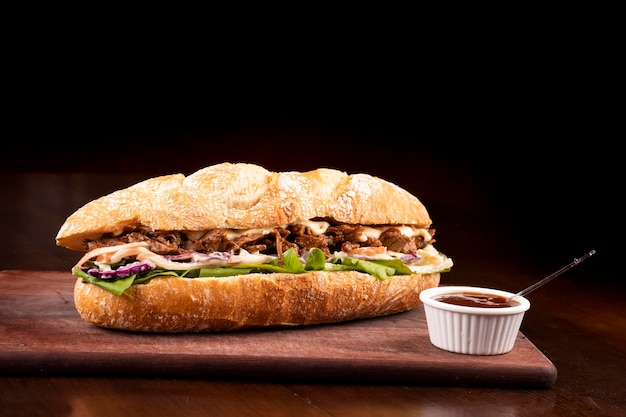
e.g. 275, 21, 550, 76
2, 3, 618, 280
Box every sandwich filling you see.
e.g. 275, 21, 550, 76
73, 218, 453, 296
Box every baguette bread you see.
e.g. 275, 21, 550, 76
56, 162, 432, 251
58, 162, 451, 332
73, 270, 440, 332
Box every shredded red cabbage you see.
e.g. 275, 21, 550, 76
402, 253, 420, 263
86, 261, 156, 280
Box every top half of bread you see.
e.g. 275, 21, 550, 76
56, 162, 432, 251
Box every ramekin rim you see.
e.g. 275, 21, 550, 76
419, 285, 530, 314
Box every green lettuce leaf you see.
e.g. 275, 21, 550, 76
330, 257, 398, 280
75, 247, 420, 296
74, 267, 136, 296
304, 248, 326, 270
197, 267, 253, 277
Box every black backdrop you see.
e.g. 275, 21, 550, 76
2, 3, 618, 279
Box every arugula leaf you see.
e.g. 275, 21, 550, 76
282, 248, 305, 273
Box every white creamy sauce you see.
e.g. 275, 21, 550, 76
77, 221, 442, 272
221, 221, 430, 241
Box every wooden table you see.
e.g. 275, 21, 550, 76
1, 171, 623, 417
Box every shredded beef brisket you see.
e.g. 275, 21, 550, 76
85, 220, 433, 256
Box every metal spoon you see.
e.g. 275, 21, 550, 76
507, 249, 596, 302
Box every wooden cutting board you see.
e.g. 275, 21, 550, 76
0, 270, 557, 387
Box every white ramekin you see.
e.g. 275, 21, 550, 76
419, 286, 531, 355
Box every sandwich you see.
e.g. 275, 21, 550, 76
55, 162, 453, 332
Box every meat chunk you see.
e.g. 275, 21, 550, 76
379, 228, 418, 253
85, 221, 432, 257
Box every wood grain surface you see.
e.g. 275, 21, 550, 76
0, 270, 556, 387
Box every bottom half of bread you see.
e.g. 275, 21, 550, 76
73, 271, 440, 332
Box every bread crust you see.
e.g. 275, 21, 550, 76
56, 163, 432, 251
73, 271, 440, 332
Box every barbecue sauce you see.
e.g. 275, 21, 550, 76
434, 292, 520, 308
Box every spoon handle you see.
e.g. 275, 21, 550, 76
515, 249, 596, 298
